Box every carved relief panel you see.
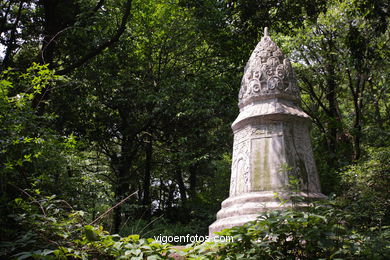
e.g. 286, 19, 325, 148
230, 127, 251, 196
291, 123, 321, 192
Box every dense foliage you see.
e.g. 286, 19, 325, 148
1, 0, 389, 259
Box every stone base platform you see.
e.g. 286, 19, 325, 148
209, 191, 326, 236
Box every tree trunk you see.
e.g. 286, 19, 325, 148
33, 0, 76, 110
175, 169, 187, 207
189, 163, 197, 199
351, 72, 367, 162
324, 39, 343, 168
142, 136, 152, 220
112, 137, 136, 234
325, 63, 338, 162
2, 1, 24, 68
175, 168, 189, 222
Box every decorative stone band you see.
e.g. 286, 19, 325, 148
220, 191, 327, 209
209, 191, 327, 236
239, 93, 300, 109
232, 98, 310, 132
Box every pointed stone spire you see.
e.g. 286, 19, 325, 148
238, 27, 299, 110
209, 28, 326, 236
264, 27, 269, 37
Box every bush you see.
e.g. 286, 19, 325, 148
195, 204, 390, 259
0, 190, 175, 259
2, 194, 389, 259
338, 147, 390, 228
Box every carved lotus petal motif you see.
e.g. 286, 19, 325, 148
273, 49, 283, 57
260, 64, 273, 77
267, 57, 279, 67
258, 50, 270, 63
276, 64, 286, 78
253, 70, 261, 79
267, 76, 282, 90
249, 79, 261, 93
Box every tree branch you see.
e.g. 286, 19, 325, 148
58, 0, 132, 75
2, 0, 23, 68
40, 27, 74, 64
92, 0, 105, 13
300, 73, 331, 115
0, 0, 13, 33
89, 190, 138, 225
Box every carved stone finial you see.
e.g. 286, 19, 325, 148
264, 27, 269, 37
238, 27, 300, 109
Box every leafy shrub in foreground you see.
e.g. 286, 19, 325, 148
207, 205, 390, 259
0, 191, 175, 259
2, 194, 390, 259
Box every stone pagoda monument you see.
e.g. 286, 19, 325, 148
209, 28, 326, 235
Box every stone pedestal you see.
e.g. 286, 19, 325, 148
209, 28, 326, 236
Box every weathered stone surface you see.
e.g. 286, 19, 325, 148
209, 28, 326, 236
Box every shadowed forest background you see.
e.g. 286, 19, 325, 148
0, 0, 389, 259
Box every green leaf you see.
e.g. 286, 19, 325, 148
84, 225, 100, 241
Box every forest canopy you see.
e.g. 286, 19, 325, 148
0, 0, 389, 259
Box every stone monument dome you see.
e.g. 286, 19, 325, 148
209, 28, 326, 236
238, 27, 300, 109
